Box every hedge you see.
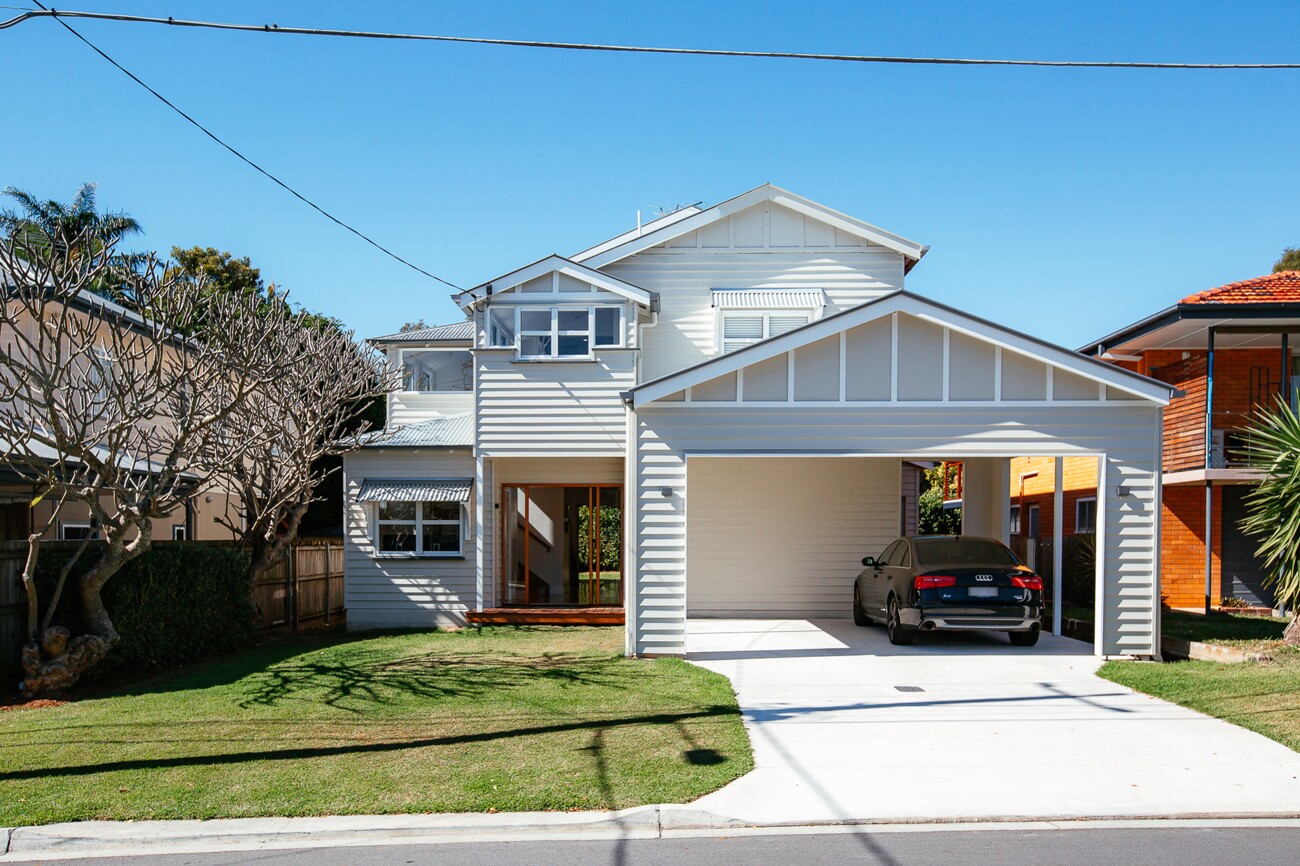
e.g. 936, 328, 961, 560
33, 543, 254, 678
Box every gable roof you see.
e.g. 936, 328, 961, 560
370, 320, 474, 345
578, 184, 929, 271
570, 206, 704, 263
629, 289, 1173, 408
1181, 271, 1300, 304
453, 254, 657, 311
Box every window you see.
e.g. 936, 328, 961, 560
495, 306, 624, 358
399, 349, 472, 392
88, 346, 115, 411
878, 540, 902, 566
172, 524, 188, 541
1075, 497, 1097, 533
58, 522, 97, 541
375, 501, 463, 556
719, 311, 810, 353
1009, 505, 1021, 535
1027, 504, 1040, 538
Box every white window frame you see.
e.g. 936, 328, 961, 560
172, 524, 188, 541
373, 500, 467, 557
1009, 504, 1021, 535
396, 347, 474, 394
58, 521, 97, 541
500, 305, 625, 359
1075, 496, 1097, 533
716, 309, 814, 354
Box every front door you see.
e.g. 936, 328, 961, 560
500, 484, 623, 607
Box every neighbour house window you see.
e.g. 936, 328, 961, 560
399, 349, 473, 392
59, 522, 97, 541
88, 346, 115, 411
1027, 504, 1040, 538
375, 501, 464, 556
1075, 497, 1097, 533
491, 306, 625, 358
719, 311, 811, 353
172, 524, 187, 541
1009, 505, 1021, 534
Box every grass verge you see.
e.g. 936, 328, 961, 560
1099, 645, 1300, 753
0, 627, 752, 825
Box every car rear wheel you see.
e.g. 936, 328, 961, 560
853, 585, 872, 626
886, 597, 915, 646
1009, 624, 1041, 647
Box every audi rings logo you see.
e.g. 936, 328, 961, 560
975, 574, 994, 582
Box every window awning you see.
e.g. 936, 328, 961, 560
357, 479, 472, 503
712, 289, 826, 309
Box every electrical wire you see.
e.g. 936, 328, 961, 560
20, 2, 462, 289
2, 7, 1299, 69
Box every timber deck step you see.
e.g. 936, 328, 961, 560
466, 607, 624, 626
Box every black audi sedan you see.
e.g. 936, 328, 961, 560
852, 535, 1044, 646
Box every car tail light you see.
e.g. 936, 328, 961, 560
1011, 574, 1043, 591
916, 574, 957, 589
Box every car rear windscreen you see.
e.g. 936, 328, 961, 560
913, 539, 1020, 567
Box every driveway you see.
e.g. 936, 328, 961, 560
673, 619, 1300, 825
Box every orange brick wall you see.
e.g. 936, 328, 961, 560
1008, 456, 1099, 540
1161, 485, 1220, 609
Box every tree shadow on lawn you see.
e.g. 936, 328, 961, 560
236, 648, 630, 712
0, 705, 744, 783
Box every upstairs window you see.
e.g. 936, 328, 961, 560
719, 311, 811, 353
489, 306, 625, 358
399, 349, 473, 392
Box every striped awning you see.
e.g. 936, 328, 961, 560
357, 478, 472, 503
712, 289, 826, 309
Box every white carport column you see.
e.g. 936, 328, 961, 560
959, 458, 1011, 541
1053, 456, 1064, 636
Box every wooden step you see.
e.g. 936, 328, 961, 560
466, 607, 625, 626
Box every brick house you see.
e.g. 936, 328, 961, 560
1011, 272, 1300, 612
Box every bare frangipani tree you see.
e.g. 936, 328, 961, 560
215, 318, 394, 584
0, 222, 295, 693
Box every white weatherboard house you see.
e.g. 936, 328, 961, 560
343, 185, 1173, 658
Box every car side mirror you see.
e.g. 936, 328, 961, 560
861, 556, 876, 567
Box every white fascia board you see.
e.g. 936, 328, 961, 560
455, 255, 654, 310
631, 290, 1172, 407
582, 184, 927, 269
570, 207, 703, 263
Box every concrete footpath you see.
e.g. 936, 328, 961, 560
6, 812, 1300, 862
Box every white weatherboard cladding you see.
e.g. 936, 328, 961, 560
687, 457, 900, 617
343, 449, 477, 629
389, 391, 474, 426
602, 203, 905, 381
630, 404, 1161, 658
474, 351, 634, 456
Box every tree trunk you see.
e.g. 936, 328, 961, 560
1285, 615, 1300, 647
19, 533, 40, 638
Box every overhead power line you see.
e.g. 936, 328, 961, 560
17, 2, 462, 289
3, 7, 1299, 69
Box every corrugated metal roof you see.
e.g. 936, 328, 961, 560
711, 289, 826, 309
358, 413, 473, 448
370, 321, 474, 343
357, 478, 472, 503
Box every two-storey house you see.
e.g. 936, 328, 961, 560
342, 185, 1173, 658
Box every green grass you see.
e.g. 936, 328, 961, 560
1058, 605, 1287, 644
1099, 645, 1300, 753
0, 627, 752, 826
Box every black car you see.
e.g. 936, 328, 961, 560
852, 535, 1043, 646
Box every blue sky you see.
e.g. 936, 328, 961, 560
2, 0, 1297, 346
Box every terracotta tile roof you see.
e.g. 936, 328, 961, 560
1181, 271, 1300, 305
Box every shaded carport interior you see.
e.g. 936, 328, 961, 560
684, 453, 1091, 639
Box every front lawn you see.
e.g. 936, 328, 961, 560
0, 627, 752, 826
1099, 646, 1300, 753
1058, 605, 1287, 644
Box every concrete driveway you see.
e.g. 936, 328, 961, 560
673, 619, 1300, 825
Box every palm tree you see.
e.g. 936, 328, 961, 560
2, 183, 142, 302
1, 182, 141, 249
1238, 399, 1300, 645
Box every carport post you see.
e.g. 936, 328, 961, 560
1053, 456, 1064, 636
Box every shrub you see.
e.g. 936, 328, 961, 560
34, 543, 254, 679
1063, 532, 1096, 610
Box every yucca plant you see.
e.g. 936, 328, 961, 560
1238, 399, 1300, 645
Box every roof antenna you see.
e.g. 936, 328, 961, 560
636, 209, 642, 236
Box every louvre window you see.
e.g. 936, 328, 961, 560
720, 311, 811, 353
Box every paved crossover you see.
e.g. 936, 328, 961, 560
673, 619, 1300, 825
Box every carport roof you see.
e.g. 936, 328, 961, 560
627, 289, 1175, 408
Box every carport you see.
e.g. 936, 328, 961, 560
622, 291, 1173, 658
